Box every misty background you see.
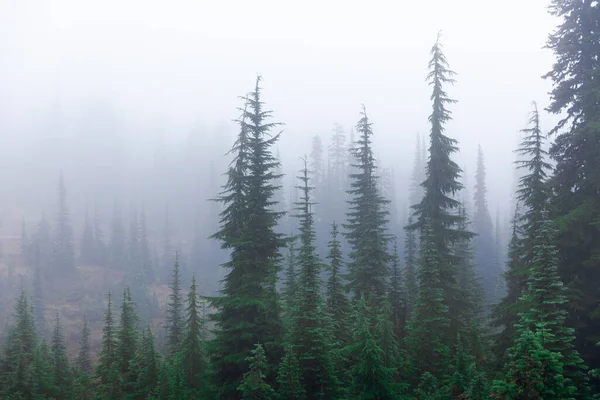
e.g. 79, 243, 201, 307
0, 0, 558, 248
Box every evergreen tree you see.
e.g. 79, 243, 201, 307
177, 275, 208, 396
544, 0, 600, 374
288, 157, 340, 399
51, 313, 73, 399
237, 344, 276, 400
492, 103, 551, 362
0, 291, 38, 399
345, 297, 398, 399
325, 222, 350, 348
35, 339, 58, 399
117, 288, 139, 396
96, 292, 119, 396
520, 217, 590, 397
76, 315, 92, 375
406, 34, 470, 381
32, 213, 52, 274
344, 105, 391, 307
80, 207, 96, 265
282, 240, 298, 311
130, 327, 160, 400
409, 133, 426, 209
209, 76, 285, 398
403, 215, 417, 317
472, 145, 498, 305
52, 173, 76, 275
277, 345, 306, 400
388, 237, 406, 339
165, 252, 184, 356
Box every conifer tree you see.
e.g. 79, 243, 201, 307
403, 215, 417, 317
93, 206, 108, 266
131, 327, 160, 400
178, 275, 208, 396
344, 105, 391, 307
287, 157, 340, 399
237, 344, 276, 400
165, 252, 184, 356
406, 34, 470, 381
209, 76, 285, 398
345, 297, 398, 399
472, 145, 498, 305
52, 173, 76, 275
492, 103, 551, 361
96, 292, 119, 396
544, 0, 600, 371
51, 313, 73, 399
409, 133, 426, 209
388, 237, 406, 339
117, 287, 139, 396
76, 315, 92, 375
80, 207, 96, 265
35, 339, 58, 399
282, 240, 298, 311
325, 222, 350, 348
277, 345, 306, 400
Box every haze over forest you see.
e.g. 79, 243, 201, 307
1, 0, 599, 399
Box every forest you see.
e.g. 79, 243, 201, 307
1, 0, 600, 399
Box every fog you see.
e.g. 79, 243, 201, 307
0, 0, 558, 237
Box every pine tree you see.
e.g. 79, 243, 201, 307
344, 105, 391, 307
345, 297, 398, 399
409, 133, 426, 209
165, 252, 184, 356
406, 34, 471, 381
35, 339, 58, 399
288, 157, 341, 399
237, 344, 276, 400
80, 207, 96, 265
544, 0, 600, 374
117, 287, 139, 396
492, 103, 551, 362
0, 291, 38, 399
209, 76, 285, 398
51, 313, 73, 399
403, 215, 417, 317
519, 217, 590, 397
388, 237, 406, 340
325, 222, 350, 348
52, 173, 76, 275
96, 292, 119, 396
472, 145, 498, 305
277, 345, 306, 400
177, 275, 208, 396
282, 240, 298, 311
130, 327, 160, 400
76, 315, 92, 375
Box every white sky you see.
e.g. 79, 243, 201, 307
0, 0, 559, 217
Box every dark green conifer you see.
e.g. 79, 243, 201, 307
96, 292, 119, 396
76, 315, 92, 375
130, 327, 160, 399
165, 252, 184, 355
403, 215, 417, 317
388, 238, 406, 339
35, 340, 58, 398
117, 287, 139, 395
277, 344, 306, 400
325, 222, 350, 348
209, 77, 285, 398
51, 313, 73, 399
237, 344, 276, 400
346, 297, 398, 399
344, 105, 391, 307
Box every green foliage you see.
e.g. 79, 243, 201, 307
76, 315, 92, 375
117, 288, 139, 396
165, 253, 184, 356
345, 297, 399, 400
238, 344, 276, 400
388, 238, 406, 340
95, 292, 119, 397
209, 76, 285, 398
403, 215, 418, 317
51, 313, 73, 398
344, 105, 391, 307
276, 345, 306, 400
325, 222, 350, 349
130, 327, 160, 399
